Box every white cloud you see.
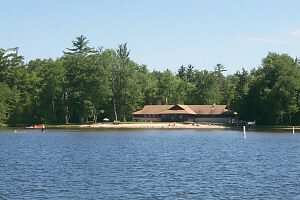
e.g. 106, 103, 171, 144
290, 30, 300, 37
237, 37, 288, 44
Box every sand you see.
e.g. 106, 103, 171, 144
79, 123, 228, 129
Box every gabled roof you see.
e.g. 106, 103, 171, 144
187, 105, 229, 115
133, 104, 230, 115
132, 105, 173, 115
159, 109, 195, 115
159, 104, 196, 115
177, 105, 197, 115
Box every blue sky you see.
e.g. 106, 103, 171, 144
1, 0, 300, 74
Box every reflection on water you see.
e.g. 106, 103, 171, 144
0, 129, 299, 199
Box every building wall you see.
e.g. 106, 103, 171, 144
161, 114, 193, 122
133, 117, 161, 122
195, 117, 231, 123
133, 114, 232, 123
133, 114, 193, 122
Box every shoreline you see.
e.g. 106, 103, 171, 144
79, 123, 229, 129
1, 123, 299, 131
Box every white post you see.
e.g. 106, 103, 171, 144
243, 126, 246, 139
293, 127, 295, 134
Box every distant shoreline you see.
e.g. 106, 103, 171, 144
1, 123, 299, 131
79, 122, 229, 129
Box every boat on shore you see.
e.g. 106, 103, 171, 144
26, 125, 43, 129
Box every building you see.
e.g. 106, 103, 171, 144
132, 104, 235, 123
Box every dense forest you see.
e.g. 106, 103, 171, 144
0, 35, 300, 125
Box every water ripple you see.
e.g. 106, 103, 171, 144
0, 129, 299, 199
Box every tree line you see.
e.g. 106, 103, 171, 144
0, 35, 300, 125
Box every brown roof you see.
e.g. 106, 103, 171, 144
177, 105, 197, 114
187, 105, 229, 115
132, 105, 173, 115
133, 104, 230, 115
160, 110, 195, 115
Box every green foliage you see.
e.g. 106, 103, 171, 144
227, 68, 253, 118
1, 37, 299, 125
239, 53, 300, 125
0, 83, 13, 122
188, 70, 221, 104
64, 35, 95, 55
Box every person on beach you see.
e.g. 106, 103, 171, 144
42, 124, 45, 132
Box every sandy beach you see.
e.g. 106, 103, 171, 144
80, 123, 229, 129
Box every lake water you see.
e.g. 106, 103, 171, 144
0, 128, 299, 199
